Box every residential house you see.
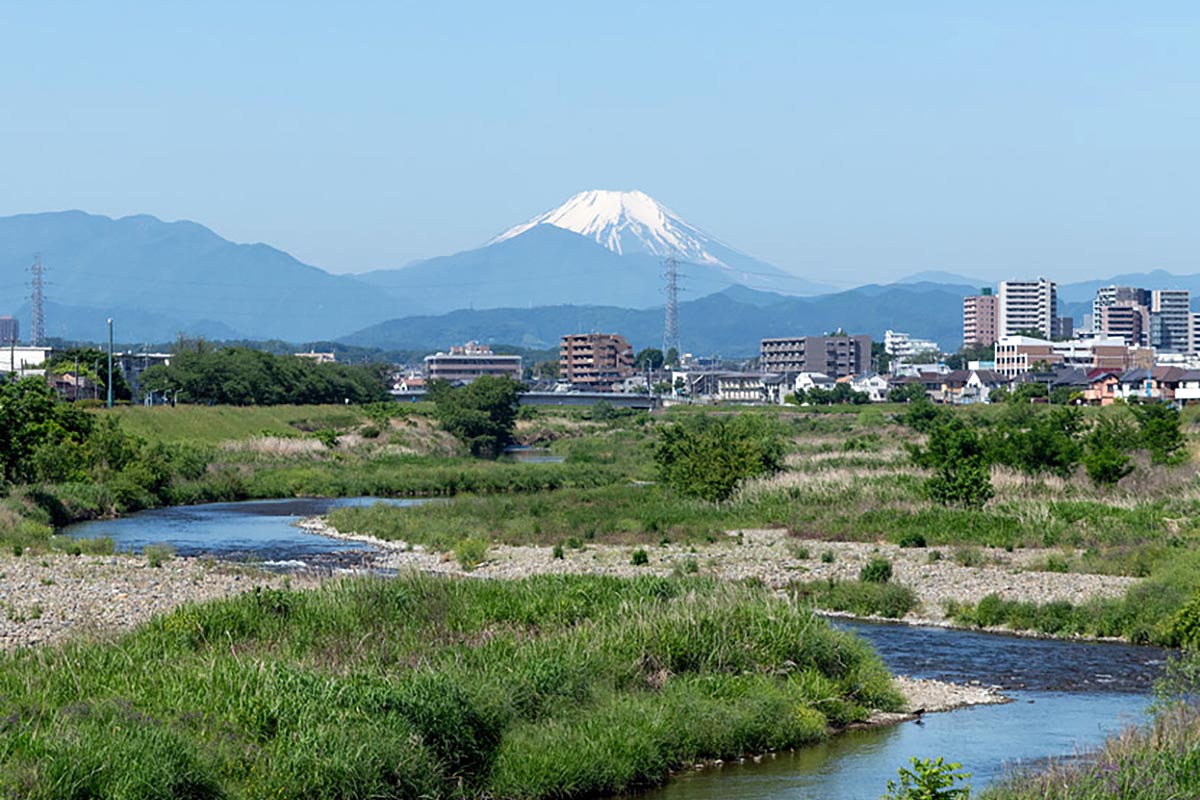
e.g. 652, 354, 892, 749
1082, 369, 1122, 406
1173, 370, 1200, 405
940, 369, 1010, 405
849, 373, 891, 403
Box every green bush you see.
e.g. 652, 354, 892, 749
631, 548, 650, 566
654, 414, 785, 502
913, 419, 993, 509
897, 532, 927, 548
859, 557, 893, 584
455, 538, 490, 571
884, 756, 971, 800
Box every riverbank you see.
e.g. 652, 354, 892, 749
309, 519, 1136, 629
0, 552, 318, 651
0, 572, 916, 799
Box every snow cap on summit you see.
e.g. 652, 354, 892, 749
490, 190, 734, 267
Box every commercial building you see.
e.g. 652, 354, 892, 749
559, 333, 634, 391
962, 291, 998, 348
998, 278, 1057, 339
994, 335, 1153, 378
0, 345, 51, 377
424, 342, 522, 383
760, 334, 872, 379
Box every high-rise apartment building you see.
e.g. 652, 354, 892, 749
760, 334, 872, 378
1099, 302, 1149, 347
962, 290, 998, 348
998, 278, 1058, 339
1151, 289, 1191, 353
1093, 286, 1150, 332
0, 316, 17, 345
559, 333, 635, 391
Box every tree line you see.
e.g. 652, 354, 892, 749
141, 344, 388, 405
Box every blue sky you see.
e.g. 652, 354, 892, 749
2, 1, 1198, 286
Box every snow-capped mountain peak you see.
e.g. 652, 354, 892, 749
490, 190, 733, 267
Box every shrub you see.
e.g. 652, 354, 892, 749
1131, 401, 1187, 465
1084, 416, 1135, 486
630, 548, 649, 566
551, 543, 564, 560
913, 420, 993, 509
859, 557, 893, 584
821, 550, 835, 564
897, 532, 926, 548
654, 414, 785, 502
143, 543, 175, 568
455, 538, 489, 571
883, 756, 971, 800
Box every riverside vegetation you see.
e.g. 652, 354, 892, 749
0, 574, 901, 799
5, 374, 1200, 796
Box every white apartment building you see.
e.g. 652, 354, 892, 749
999, 278, 1058, 339
884, 330, 940, 361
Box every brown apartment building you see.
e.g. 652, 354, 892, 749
759, 334, 871, 378
559, 333, 635, 391
962, 291, 998, 347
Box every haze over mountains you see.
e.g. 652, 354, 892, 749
1, 194, 1198, 353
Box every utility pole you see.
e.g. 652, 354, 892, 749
29, 255, 45, 347
107, 318, 114, 408
73, 356, 79, 402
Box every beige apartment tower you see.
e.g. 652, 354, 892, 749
559, 333, 635, 391
962, 290, 998, 347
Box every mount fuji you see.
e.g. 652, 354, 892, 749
356, 190, 832, 313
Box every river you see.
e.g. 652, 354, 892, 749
65, 499, 1167, 798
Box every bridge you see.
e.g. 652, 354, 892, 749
392, 390, 658, 410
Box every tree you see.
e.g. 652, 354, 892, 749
1084, 416, 1135, 485
664, 347, 679, 367
888, 382, 927, 404
633, 348, 664, 371
532, 360, 560, 380
1130, 401, 1186, 465
428, 376, 525, 458
654, 414, 785, 502
913, 419, 993, 509
943, 343, 995, 371
993, 406, 1083, 479
46, 347, 132, 401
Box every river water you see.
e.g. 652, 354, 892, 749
65, 499, 1167, 798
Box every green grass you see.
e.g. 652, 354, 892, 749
325, 483, 761, 551
0, 574, 902, 800
104, 403, 382, 444
790, 578, 919, 619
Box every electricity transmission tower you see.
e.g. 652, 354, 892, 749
661, 254, 681, 358
30, 255, 45, 346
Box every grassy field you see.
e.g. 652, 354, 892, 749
0, 574, 901, 799
105, 403, 378, 444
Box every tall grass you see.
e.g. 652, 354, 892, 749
0, 574, 901, 799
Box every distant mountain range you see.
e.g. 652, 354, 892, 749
3, 198, 1199, 353
340, 283, 975, 357
0, 211, 397, 342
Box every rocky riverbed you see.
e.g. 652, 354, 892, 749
309, 521, 1137, 627
0, 552, 317, 651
